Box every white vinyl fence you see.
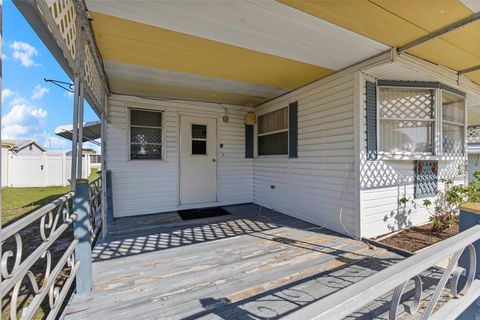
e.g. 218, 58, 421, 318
1, 149, 92, 187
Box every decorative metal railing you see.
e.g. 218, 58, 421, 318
89, 176, 103, 242
0, 193, 79, 320
467, 125, 480, 144
283, 225, 480, 320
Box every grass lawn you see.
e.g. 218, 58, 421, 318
2, 168, 100, 226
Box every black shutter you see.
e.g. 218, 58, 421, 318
366, 82, 377, 160
245, 124, 254, 158
289, 101, 298, 158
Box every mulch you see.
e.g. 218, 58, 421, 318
379, 223, 459, 252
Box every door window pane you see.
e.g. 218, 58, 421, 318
191, 124, 207, 155
192, 141, 207, 155
192, 124, 207, 139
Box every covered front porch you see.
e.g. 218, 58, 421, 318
64, 204, 422, 320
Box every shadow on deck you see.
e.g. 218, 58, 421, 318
64, 204, 444, 320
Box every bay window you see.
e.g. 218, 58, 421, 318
376, 83, 465, 156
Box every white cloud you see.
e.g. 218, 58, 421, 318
2, 103, 48, 139
31, 85, 49, 100
11, 41, 39, 67
2, 88, 15, 102
64, 91, 74, 98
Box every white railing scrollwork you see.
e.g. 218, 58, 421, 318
1, 192, 79, 320
89, 176, 103, 242
283, 224, 480, 320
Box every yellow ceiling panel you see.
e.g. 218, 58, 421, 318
109, 78, 270, 106
279, 0, 480, 86
439, 21, 480, 60
408, 38, 480, 71
468, 70, 480, 86
278, 0, 426, 47
370, 0, 473, 32
90, 12, 332, 90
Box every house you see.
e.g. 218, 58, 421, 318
13, 0, 480, 238
1, 139, 46, 155
7, 1, 480, 319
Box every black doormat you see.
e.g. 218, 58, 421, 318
178, 207, 231, 220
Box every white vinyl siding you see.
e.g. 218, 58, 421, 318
253, 71, 357, 237
106, 95, 253, 217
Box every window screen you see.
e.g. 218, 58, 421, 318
442, 91, 465, 155
379, 88, 434, 154
130, 109, 163, 160
258, 107, 288, 155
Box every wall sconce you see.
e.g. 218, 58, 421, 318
223, 107, 229, 123
245, 111, 256, 125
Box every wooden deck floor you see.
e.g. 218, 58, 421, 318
64, 204, 409, 319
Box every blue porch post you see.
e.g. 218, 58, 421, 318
106, 170, 114, 228
457, 203, 480, 320
73, 179, 92, 294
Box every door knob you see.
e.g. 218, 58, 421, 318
212, 159, 216, 162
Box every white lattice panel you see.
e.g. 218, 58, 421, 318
468, 126, 480, 144
84, 43, 103, 106
380, 88, 434, 119
46, 0, 77, 60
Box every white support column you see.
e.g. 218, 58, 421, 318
77, 81, 85, 178
70, 75, 80, 191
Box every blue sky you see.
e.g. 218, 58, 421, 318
2, 0, 99, 151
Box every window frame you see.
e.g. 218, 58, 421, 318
256, 106, 289, 157
440, 90, 466, 156
376, 83, 466, 158
128, 108, 165, 161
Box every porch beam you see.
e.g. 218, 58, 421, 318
459, 65, 480, 75
397, 12, 480, 54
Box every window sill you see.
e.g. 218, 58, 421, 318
377, 153, 466, 161
256, 155, 289, 159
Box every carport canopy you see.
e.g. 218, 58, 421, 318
55, 121, 101, 144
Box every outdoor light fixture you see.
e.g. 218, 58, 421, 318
222, 107, 229, 123
245, 103, 256, 125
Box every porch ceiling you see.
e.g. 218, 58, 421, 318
85, 0, 480, 106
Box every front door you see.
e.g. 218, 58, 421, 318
180, 115, 217, 205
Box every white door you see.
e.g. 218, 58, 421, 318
180, 115, 217, 205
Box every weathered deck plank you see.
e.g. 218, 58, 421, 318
65, 204, 406, 320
